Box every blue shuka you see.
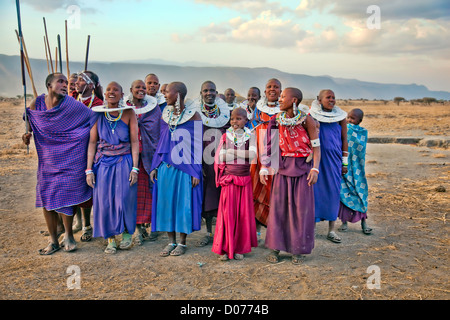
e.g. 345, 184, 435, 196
340, 123, 368, 213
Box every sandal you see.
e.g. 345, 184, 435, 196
147, 231, 159, 241
292, 255, 305, 265
170, 243, 187, 256
104, 239, 117, 254
80, 226, 93, 242
160, 243, 177, 257
362, 227, 373, 235
195, 233, 213, 247
265, 250, 280, 264
38, 242, 61, 255
233, 253, 244, 260
119, 232, 133, 250
219, 255, 229, 261
327, 231, 342, 243
338, 223, 348, 232
134, 233, 144, 246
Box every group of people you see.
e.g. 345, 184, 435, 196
23, 70, 371, 264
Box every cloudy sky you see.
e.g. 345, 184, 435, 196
1, 0, 449, 91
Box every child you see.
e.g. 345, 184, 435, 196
261, 88, 320, 264
212, 108, 258, 261
310, 89, 348, 243
338, 108, 372, 234
149, 82, 203, 257
86, 81, 139, 254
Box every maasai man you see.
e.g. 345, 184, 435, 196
224, 88, 238, 111
261, 88, 320, 264
338, 108, 372, 235
145, 73, 167, 112
310, 89, 348, 243
250, 78, 282, 237
68, 73, 78, 96
22, 73, 95, 255
243, 87, 261, 131
194, 81, 230, 247
149, 82, 203, 257
213, 107, 258, 261
86, 82, 139, 254
72, 71, 104, 242
125, 80, 161, 244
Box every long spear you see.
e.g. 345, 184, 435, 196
65, 20, 70, 76
43, 17, 54, 73
57, 34, 62, 74
43, 36, 50, 74
15, 30, 37, 98
15, 0, 29, 154
84, 35, 90, 71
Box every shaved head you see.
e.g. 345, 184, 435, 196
286, 87, 303, 103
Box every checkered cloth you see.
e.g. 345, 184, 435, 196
26, 94, 95, 215
340, 123, 368, 213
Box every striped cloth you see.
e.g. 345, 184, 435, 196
26, 94, 95, 215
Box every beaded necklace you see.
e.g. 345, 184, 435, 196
78, 91, 95, 109
201, 102, 220, 118
168, 107, 187, 137
276, 111, 307, 128
104, 109, 124, 134
227, 127, 251, 148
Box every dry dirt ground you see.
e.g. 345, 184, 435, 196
0, 99, 448, 304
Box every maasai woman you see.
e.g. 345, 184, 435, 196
149, 82, 203, 257
213, 108, 258, 261
72, 70, 104, 241
262, 88, 320, 264
23, 73, 95, 254
338, 108, 372, 235
194, 81, 230, 247
224, 88, 238, 111
86, 82, 139, 254
310, 89, 348, 243
243, 87, 261, 131
125, 80, 160, 245
145, 73, 167, 111
250, 78, 282, 239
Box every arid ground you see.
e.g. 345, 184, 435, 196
0, 98, 448, 303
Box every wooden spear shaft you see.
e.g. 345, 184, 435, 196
43, 17, 54, 73
84, 35, 90, 71
65, 20, 70, 77
15, 0, 29, 154
15, 30, 37, 98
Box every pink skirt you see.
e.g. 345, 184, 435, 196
212, 175, 258, 259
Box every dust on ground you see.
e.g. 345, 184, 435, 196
0, 99, 448, 301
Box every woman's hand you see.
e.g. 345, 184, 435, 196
86, 173, 95, 188
192, 177, 200, 188
149, 169, 157, 184
129, 171, 138, 186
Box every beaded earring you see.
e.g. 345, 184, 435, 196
293, 102, 298, 115
175, 93, 181, 114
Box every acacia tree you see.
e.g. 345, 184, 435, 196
393, 97, 405, 106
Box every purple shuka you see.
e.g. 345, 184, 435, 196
92, 114, 138, 239
26, 94, 94, 216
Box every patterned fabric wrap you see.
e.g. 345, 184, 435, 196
340, 123, 368, 213
278, 124, 312, 158
26, 94, 95, 215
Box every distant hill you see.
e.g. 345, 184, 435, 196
1, 54, 449, 100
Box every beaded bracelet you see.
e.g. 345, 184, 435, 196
131, 167, 140, 174
342, 156, 349, 166
85, 169, 93, 175
310, 168, 319, 174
